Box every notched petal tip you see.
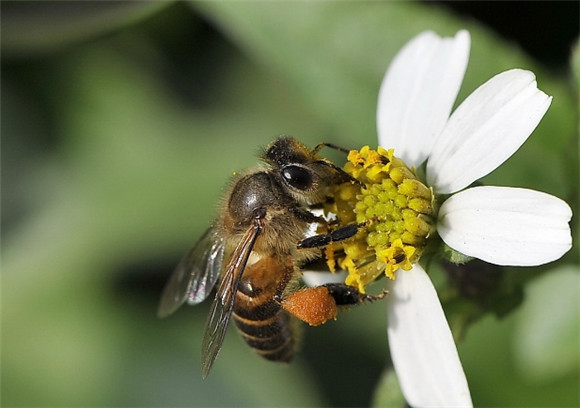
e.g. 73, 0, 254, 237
377, 30, 470, 168
427, 69, 552, 194
438, 186, 573, 266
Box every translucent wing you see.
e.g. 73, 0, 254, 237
201, 217, 264, 378
158, 227, 225, 318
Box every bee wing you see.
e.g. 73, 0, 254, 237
158, 227, 225, 318
201, 217, 264, 378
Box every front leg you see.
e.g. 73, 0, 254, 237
277, 284, 387, 326
297, 223, 363, 249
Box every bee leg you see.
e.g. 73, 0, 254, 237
322, 283, 388, 305
297, 223, 362, 249
289, 207, 327, 224
277, 284, 387, 327
276, 286, 338, 326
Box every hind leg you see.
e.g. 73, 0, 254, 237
277, 283, 387, 326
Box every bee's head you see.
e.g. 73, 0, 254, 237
263, 137, 340, 205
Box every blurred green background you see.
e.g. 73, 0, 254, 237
2, 1, 579, 406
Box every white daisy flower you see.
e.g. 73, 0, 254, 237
324, 30, 573, 407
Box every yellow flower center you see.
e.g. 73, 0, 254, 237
323, 146, 435, 292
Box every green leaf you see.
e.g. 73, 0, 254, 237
372, 368, 406, 408
513, 266, 580, 382
2, 1, 173, 57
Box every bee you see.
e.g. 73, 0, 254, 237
158, 136, 385, 378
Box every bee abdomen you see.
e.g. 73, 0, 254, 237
233, 299, 296, 362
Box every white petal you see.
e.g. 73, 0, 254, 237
438, 186, 573, 266
301, 270, 347, 287
427, 69, 552, 194
387, 265, 472, 407
377, 30, 470, 168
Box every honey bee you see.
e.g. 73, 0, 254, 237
158, 136, 385, 378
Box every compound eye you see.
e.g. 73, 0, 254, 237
282, 165, 313, 190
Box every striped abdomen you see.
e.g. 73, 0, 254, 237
232, 256, 297, 362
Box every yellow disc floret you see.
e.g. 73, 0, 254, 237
324, 146, 435, 292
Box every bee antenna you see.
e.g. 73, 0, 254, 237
315, 159, 363, 187
312, 142, 351, 155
